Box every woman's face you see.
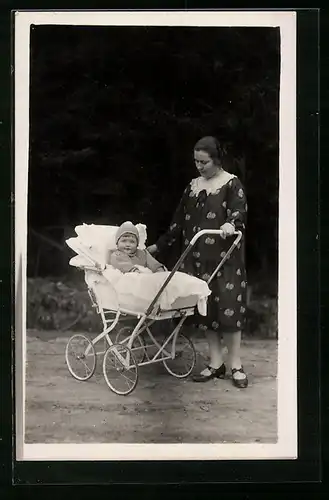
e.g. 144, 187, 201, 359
194, 149, 219, 179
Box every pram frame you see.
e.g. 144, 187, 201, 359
65, 229, 242, 395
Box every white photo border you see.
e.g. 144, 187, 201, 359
14, 10, 297, 461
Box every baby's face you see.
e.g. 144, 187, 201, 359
117, 234, 138, 255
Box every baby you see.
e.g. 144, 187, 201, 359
108, 221, 166, 274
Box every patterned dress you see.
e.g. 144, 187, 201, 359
156, 171, 248, 333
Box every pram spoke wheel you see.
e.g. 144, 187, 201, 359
65, 334, 96, 381
163, 333, 196, 378
103, 344, 138, 395
115, 326, 146, 364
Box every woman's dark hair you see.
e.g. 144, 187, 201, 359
194, 136, 226, 165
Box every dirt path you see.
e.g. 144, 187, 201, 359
25, 329, 277, 444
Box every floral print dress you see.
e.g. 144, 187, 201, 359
156, 171, 248, 333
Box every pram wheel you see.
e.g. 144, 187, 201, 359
65, 334, 96, 381
115, 326, 146, 364
163, 333, 196, 378
103, 344, 138, 395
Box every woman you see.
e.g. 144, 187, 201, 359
148, 136, 248, 388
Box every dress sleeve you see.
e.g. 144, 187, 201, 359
144, 250, 166, 272
155, 186, 188, 253
225, 177, 247, 232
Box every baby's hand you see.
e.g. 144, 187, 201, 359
138, 266, 152, 274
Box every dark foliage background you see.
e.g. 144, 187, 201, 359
27, 25, 280, 318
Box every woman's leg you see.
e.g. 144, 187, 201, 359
199, 329, 225, 375
223, 330, 247, 382
223, 330, 242, 370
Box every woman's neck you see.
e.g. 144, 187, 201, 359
204, 166, 224, 181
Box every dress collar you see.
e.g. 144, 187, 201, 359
190, 170, 236, 196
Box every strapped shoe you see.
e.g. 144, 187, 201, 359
231, 367, 248, 388
192, 363, 226, 382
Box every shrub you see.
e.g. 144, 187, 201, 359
245, 296, 278, 338
27, 277, 102, 332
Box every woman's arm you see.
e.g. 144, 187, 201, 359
224, 177, 247, 232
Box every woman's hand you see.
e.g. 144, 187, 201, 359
220, 222, 235, 239
147, 244, 158, 255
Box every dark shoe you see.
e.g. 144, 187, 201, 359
192, 363, 226, 382
231, 367, 248, 388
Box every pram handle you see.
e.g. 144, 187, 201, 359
190, 228, 241, 246
145, 229, 242, 316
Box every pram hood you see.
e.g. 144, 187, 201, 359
66, 223, 147, 269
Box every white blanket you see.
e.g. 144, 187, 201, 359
84, 266, 210, 315
69, 254, 210, 315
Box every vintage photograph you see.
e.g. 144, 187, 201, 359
15, 11, 297, 461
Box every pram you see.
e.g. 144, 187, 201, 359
65, 223, 242, 396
